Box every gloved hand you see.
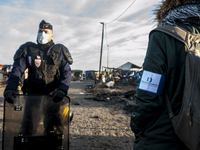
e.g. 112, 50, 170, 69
4, 90, 16, 103
52, 90, 65, 103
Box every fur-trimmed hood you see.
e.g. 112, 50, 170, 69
155, 0, 200, 24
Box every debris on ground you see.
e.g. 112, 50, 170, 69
84, 83, 137, 114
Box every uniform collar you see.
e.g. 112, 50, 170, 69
37, 40, 54, 51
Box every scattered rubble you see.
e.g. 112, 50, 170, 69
84, 82, 137, 114
105, 81, 114, 88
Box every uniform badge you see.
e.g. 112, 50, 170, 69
28, 56, 32, 66
35, 59, 41, 67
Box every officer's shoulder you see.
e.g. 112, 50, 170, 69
14, 41, 36, 61
20, 42, 36, 48
55, 44, 73, 65
54, 43, 67, 49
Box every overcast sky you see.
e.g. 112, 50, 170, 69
0, 0, 161, 70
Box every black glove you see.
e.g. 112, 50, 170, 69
52, 90, 65, 103
4, 90, 16, 103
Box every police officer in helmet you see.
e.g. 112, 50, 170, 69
3, 20, 73, 136
4, 20, 72, 102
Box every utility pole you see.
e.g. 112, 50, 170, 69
107, 44, 109, 68
99, 22, 104, 76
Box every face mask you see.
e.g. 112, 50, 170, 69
37, 31, 50, 44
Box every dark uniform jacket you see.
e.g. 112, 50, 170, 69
5, 40, 72, 94
131, 22, 200, 150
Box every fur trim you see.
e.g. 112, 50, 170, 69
154, 0, 200, 24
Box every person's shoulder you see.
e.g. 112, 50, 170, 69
54, 43, 67, 48
20, 41, 36, 48
53, 43, 69, 52
150, 27, 167, 37
54, 43, 73, 64
14, 41, 36, 61
149, 26, 175, 42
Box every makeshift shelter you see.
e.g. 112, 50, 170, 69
117, 62, 141, 71
84, 70, 98, 80
71, 70, 83, 81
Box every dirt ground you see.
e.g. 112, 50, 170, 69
68, 80, 136, 150
0, 80, 136, 150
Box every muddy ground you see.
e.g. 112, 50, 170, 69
0, 80, 136, 150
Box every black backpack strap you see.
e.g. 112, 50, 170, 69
151, 25, 194, 119
150, 25, 196, 51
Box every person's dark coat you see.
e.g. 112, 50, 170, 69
130, 22, 200, 150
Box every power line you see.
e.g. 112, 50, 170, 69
102, 0, 137, 68
106, 0, 137, 25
